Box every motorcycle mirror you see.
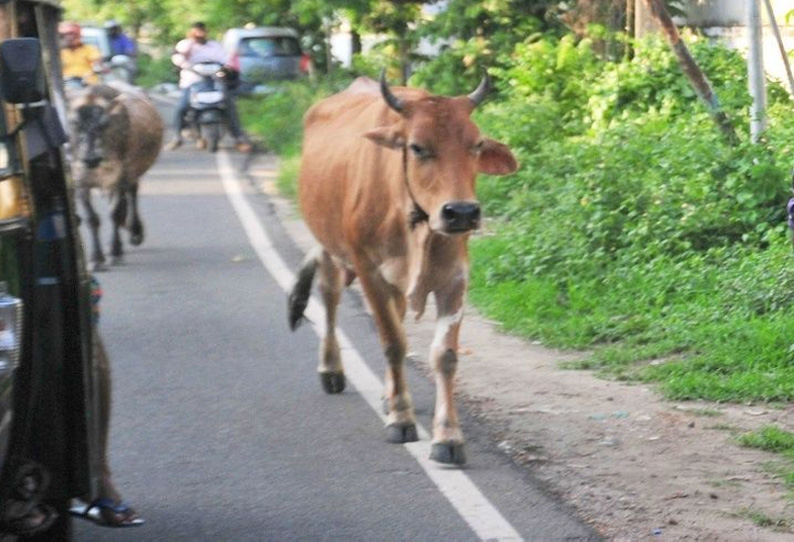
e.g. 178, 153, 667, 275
0, 38, 46, 105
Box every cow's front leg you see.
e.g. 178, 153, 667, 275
79, 186, 107, 272
429, 276, 467, 465
317, 251, 345, 393
109, 191, 127, 265
127, 182, 145, 246
357, 266, 417, 443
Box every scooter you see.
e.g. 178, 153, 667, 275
183, 62, 230, 153
105, 54, 136, 85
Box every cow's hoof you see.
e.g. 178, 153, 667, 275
430, 442, 467, 465
386, 423, 418, 444
319, 371, 345, 394
110, 255, 124, 266
130, 228, 144, 246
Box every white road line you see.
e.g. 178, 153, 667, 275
217, 151, 523, 542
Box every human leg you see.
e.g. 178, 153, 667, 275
166, 87, 191, 149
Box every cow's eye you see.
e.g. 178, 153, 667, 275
409, 143, 431, 159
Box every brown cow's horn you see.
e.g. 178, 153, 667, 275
380, 70, 403, 113
467, 73, 491, 107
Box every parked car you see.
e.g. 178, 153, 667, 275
222, 26, 311, 94
0, 0, 101, 538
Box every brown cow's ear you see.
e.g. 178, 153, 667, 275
364, 126, 405, 149
478, 139, 518, 175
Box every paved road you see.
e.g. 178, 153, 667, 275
73, 99, 600, 541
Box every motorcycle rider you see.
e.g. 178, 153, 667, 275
59, 21, 102, 85
105, 20, 136, 58
166, 21, 251, 152
104, 20, 137, 83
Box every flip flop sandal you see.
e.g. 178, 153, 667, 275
69, 498, 145, 528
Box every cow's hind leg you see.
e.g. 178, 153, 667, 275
109, 190, 127, 265
79, 186, 107, 272
357, 267, 417, 443
127, 181, 145, 246
317, 251, 345, 393
428, 276, 467, 465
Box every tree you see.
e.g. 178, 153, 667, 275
641, 0, 738, 145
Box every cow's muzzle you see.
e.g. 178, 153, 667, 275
441, 201, 481, 233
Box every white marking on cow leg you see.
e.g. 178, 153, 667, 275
431, 308, 465, 446
218, 152, 523, 541
79, 186, 107, 269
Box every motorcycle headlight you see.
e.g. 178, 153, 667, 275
0, 281, 23, 372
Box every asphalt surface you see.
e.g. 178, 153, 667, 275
72, 96, 601, 541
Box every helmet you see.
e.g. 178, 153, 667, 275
58, 22, 81, 37
104, 20, 120, 30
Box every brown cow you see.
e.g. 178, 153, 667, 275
288, 73, 517, 464
68, 83, 164, 271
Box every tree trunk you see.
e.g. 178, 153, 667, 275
351, 30, 362, 56
641, 0, 739, 146
762, 0, 794, 96
625, 0, 635, 60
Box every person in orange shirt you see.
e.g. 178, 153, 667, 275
59, 22, 102, 84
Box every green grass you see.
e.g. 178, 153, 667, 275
739, 426, 794, 455
737, 425, 794, 497
738, 509, 791, 531
469, 229, 794, 403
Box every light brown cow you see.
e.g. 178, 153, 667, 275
288, 73, 517, 464
68, 83, 164, 271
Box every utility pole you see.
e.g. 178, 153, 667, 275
747, 0, 767, 143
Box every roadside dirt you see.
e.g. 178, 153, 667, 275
248, 152, 794, 541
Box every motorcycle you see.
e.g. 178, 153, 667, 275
182, 62, 232, 153
105, 54, 136, 84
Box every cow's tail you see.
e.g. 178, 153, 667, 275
288, 249, 320, 330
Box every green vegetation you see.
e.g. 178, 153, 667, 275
739, 425, 794, 455
469, 34, 794, 404
738, 508, 791, 531
135, 54, 178, 89
739, 426, 794, 493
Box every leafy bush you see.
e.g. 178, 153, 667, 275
238, 76, 354, 157
468, 34, 794, 402
136, 53, 178, 88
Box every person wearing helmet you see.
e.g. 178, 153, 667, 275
105, 20, 136, 58
59, 22, 102, 84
